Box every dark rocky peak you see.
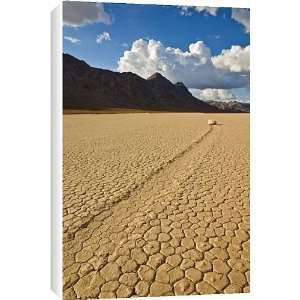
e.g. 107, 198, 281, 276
175, 82, 189, 92
63, 53, 90, 68
121, 71, 144, 81
63, 53, 91, 81
147, 72, 170, 82
175, 81, 186, 88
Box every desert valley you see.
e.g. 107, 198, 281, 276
62, 3, 250, 298
63, 54, 250, 299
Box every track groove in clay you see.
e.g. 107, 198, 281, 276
66, 124, 214, 239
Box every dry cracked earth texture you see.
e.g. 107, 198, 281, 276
63, 113, 250, 299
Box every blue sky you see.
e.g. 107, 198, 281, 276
63, 2, 250, 102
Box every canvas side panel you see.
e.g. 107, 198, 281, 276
51, 2, 63, 297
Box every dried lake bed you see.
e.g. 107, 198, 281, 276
63, 113, 250, 299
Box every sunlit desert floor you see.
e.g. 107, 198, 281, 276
63, 113, 250, 299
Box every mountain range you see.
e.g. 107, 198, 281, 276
207, 100, 250, 113
63, 54, 249, 113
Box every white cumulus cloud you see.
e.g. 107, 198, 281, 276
212, 45, 250, 73
64, 36, 81, 44
190, 88, 236, 101
96, 32, 111, 44
195, 6, 218, 16
180, 6, 192, 16
118, 39, 249, 90
231, 8, 250, 33
180, 6, 218, 16
63, 2, 111, 27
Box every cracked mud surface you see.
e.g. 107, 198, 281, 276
63, 113, 250, 299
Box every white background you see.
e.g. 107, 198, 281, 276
0, 0, 300, 299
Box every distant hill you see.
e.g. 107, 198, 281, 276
63, 54, 221, 113
206, 100, 250, 113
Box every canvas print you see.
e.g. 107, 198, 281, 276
62, 1, 250, 299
